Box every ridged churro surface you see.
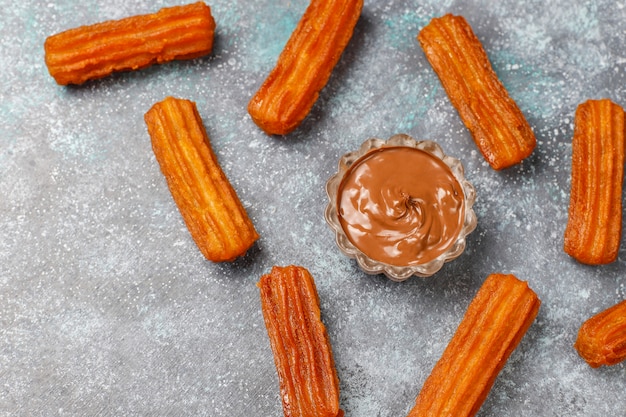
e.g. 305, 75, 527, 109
44, 2, 216, 85
575, 299, 626, 368
408, 273, 540, 417
418, 14, 536, 170
144, 97, 258, 262
258, 266, 343, 417
564, 99, 625, 265
248, 0, 363, 135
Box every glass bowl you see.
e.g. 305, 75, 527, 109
324, 133, 477, 282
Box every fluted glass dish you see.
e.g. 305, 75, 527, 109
324, 134, 477, 282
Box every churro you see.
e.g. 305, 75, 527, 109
417, 14, 536, 170
45, 2, 216, 85
564, 99, 625, 265
575, 299, 626, 368
258, 266, 343, 417
248, 0, 363, 135
144, 97, 258, 262
408, 273, 540, 417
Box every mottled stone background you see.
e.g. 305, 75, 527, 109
1, 0, 625, 416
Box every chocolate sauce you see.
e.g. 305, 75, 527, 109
337, 146, 465, 266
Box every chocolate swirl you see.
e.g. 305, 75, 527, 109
337, 147, 465, 266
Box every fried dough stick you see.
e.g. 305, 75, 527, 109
564, 99, 625, 264
44, 2, 216, 85
259, 266, 344, 417
144, 97, 258, 262
407, 273, 540, 417
248, 0, 363, 135
418, 14, 536, 170
575, 299, 626, 368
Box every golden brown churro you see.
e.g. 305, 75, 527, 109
418, 14, 536, 170
44, 2, 216, 85
564, 99, 625, 265
248, 0, 363, 135
575, 299, 626, 368
258, 266, 344, 417
144, 97, 258, 262
407, 273, 540, 417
